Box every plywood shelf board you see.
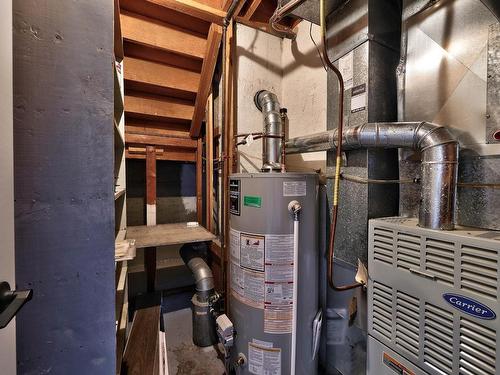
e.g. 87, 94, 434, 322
126, 222, 215, 248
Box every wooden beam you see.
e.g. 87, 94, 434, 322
124, 56, 200, 99
242, 0, 263, 20
205, 93, 214, 232
124, 41, 203, 72
126, 148, 196, 162
190, 23, 223, 137
146, 0, 226, 25
196, 138, 203, 223
125, 92, 194, 123
145, 146, 157, 293
125, 119, 191, 139
126, 133, 197, 148
121, 10, 207, 59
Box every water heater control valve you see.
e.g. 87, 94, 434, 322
216, 314, 234, 348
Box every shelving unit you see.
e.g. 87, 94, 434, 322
113, 1, 132, 374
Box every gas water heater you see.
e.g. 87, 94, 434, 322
229, 173, 319, 375
227, 90, 320, 374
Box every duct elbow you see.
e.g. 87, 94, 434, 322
180, 243, 214, 297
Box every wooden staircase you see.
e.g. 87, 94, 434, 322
119, 0, 299, 162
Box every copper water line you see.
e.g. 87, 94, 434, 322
320, 0, 364, 291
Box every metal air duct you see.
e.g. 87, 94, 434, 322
286, 121, 459, 230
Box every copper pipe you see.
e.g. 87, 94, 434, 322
320, 0, 364, 291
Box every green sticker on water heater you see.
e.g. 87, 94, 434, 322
244, 195, 262, 208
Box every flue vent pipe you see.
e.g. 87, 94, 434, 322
254, 90, 283, 172
285, 121, 459, 230
180, 243, 218, 347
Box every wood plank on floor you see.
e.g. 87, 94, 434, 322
122, 305, 161, 375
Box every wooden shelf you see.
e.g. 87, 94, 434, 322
114, 187, 126, 200
114, 0, 124, 61
114, 118, 125, 147
126, 222, 216, 248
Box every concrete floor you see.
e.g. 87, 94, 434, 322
164, 308, 225, 375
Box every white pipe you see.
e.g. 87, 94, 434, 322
291, 217, 299, 375
288, 200, 301, 375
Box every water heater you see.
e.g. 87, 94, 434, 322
228, 172, 319, 375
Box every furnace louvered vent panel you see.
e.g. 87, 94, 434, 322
424, 303, 454, 375
395, 291, 420, 358
460, 245, 498, 300
459, 318, 496, 375
372, 281, 393, 341
396, 232, 421, 271
425, 239, 455, 287
369, 218, 500, 375
373, 227, 394, 266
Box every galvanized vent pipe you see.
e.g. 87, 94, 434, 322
180, 243, 218, 347
254, 90, 283, 172
286, 121, 459, 230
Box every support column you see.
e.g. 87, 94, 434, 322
145, 145, 156, 292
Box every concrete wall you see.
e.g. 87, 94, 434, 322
235, 22, 327, 172
282, 22, 328, 172
13, 1, 115, 374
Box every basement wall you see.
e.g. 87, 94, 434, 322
235, 22, 327, 172
13, 1, 115, 374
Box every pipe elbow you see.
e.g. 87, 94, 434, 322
180, 243, 214, 295
415, 122, 458, 153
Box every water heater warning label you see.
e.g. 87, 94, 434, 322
248, 342, 281, 375
240, 233, 265, 271
230, 228, 295, 325
231, 261, 265, 309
